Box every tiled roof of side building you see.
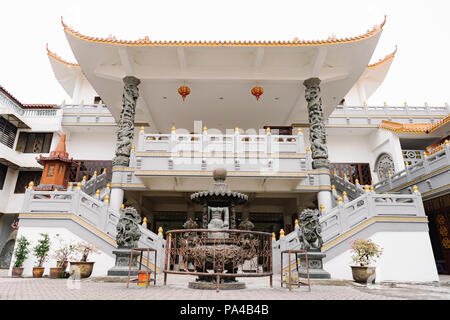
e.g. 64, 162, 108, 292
380, 114, 450, 134
0, 85, 59, 109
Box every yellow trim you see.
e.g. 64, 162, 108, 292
110, 183, 146, 188
63, 113, 113, 117
295, 185, 331, 191
421, 184, 450, 198
389, 165, 450, 192
367, 46, 397, 69
62, 16, 386, 47
19, 212, 116, 246
46, 44, 79, 67
321, 216, 428, 251
112, 167, 135, 172
19, 212, 160, 272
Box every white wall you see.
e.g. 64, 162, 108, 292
0, 168, 19, 213
324, 231, 439, 282
8, 226, 115, 277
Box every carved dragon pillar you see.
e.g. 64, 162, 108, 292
110, 76, 141, 212
303, 77, 332, 213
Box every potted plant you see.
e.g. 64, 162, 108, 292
12, 236, 30, 277
69, 241, 100, 279
32, 233, 50, 278
350, 239, 383, 284
50, 234, 76, 279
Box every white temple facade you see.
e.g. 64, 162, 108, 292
0, 16, 449, 282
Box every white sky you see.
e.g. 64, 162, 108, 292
1, 0, 449, 106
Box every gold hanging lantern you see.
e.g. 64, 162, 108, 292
178, 85, 191, 101
251, 86, 264, 101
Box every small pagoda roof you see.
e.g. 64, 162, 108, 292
380, 114, 450, 135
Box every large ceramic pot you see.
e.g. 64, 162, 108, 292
351, 266, 376, 284
32, 267, 45, 278
49, 267, 64, 279
69, 262, 95, 278
11, 267, 24, 277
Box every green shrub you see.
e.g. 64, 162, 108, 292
13, 236, 30, 268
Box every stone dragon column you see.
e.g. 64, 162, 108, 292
110, 76, 141, 212
303, 78, 332, 213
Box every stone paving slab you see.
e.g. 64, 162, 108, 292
0, 269, 449, 300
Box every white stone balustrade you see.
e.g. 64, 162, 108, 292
373, 143, 450, 194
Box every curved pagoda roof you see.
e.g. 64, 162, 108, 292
56, 16, 387, 132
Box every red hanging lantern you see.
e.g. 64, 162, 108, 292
251, 86, 264, 101
178, 86, 191, 101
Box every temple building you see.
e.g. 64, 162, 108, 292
0, 16, 449, 281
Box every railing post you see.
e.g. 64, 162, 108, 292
296, 128, 305, 153
266, 127, 272, 154
138, 126, 145, 151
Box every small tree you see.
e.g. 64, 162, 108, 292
51, 234, 76, 267
74, 241, 100, 262
13, 236, 30, 268
350, 239, 383, 267
33, 233, 51, 267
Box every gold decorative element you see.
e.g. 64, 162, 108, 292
203, 126, 207, 132
272, 232, 276, 240
370, 186, 374, 192
140, 126, 145, 132
294, 219, 299, 227
333, 170, 337, 175
235, 126, 239, 133
343, 173, 347, 178
93, 171, 98, 176
69, 182, 73, 189
337, 196, 343, 204
388, 170, 392, 175
61, 15, 387, 48
104, 194, 110, 202
106, 183, 111, 189
320, 204, 325, 212
96, 189, 100, 196
342, 191, 347, 198
142, 217, 147, 226
28, 181, 34, 189
280, 229, 285, 237
131, 146, 135, 150
404, 101, 408, 106
266, 127, 271, 133
331, 185, 336, 190
76, 182, 82, 190
158, 227, 163, 236
306, 147, 311, 152
297, 128, 302, 133
364, 185, 370, 192
171, 125, 176, 132
82, 176, 87, 181
413, 185, 419, 193
103, 168, 107, 174
355, 179, 359, 184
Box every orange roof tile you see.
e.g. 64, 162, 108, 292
46, 44, 79, 67
380, 114, 450, 134
61, 15, 387, 47
367, 46, 397, 69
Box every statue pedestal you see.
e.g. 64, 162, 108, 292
297, 251, 331, 279
107, 249, 141, 276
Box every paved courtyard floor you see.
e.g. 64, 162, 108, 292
0, 269, 449, 300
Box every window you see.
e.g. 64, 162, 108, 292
14, 171, 42, 193
15, 132, 53, 153
330, 163, 372, 186
0, 117, 17, 149
0, 164, 7, 190
47, 165, 55, 177
69, 160, 112, 182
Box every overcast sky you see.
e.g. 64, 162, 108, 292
1, 0, 449, 106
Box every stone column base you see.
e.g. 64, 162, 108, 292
297, 251, 331, 279
107, 249, 141, 276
